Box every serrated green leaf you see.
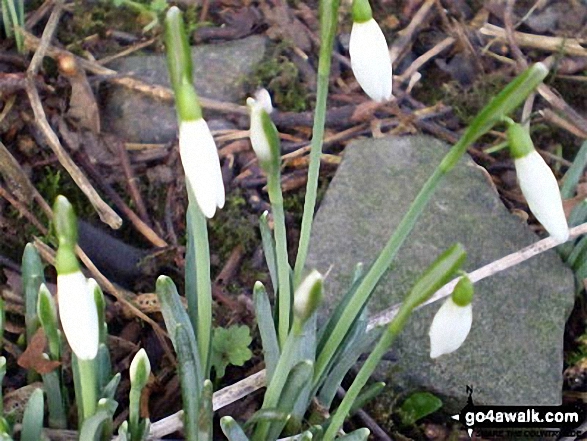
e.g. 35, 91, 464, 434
211, 325, 253, 378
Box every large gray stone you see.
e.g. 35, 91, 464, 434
307, 135, 574, 413
101, 36, 266, 143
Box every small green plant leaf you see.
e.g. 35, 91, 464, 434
397, 391, 443, 426
220, 416, 250, 441
20, 388, 44, 441
211, 325, 253, 378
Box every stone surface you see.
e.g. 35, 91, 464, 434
307, 135, 575, 413
101, 36, 266, 143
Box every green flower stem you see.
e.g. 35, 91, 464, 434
323, 244, 465, 440
129, 387, 141, 440
267, 170, 291, 347
313, 63, 549, 385
187, 187, 213, 374
293, 0, 340, 288
77, 357, 97, 424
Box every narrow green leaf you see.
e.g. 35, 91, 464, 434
253, 281, 280, 381
220, 416, 250, 441
259, 211, 279, 296
337, 428, 370, 440
37, 284, 60, 360
561, 141, 587, 199
100, 373, 120, 401
41, 369, 67, 429
156, 275, 203, 389
20, 388, 44, 441
22, 243, 44, 348
318, 327, 380, 408
79, 409, 110, 441
349, 382, 385, 414
198, 379, 213, 441
398, 391, 443, 426
267, 360, 313, 440
175, 324, 201, 441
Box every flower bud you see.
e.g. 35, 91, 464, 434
508, 123, 569, 243
429, 276, 473, 359
293, 270, 323, 324
130, 348, 151, 391
247, 89, 281, 174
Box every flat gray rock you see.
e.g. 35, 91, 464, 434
307, 135, 574, 413
101, 36, 266, 143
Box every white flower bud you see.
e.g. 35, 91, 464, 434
57, 272, 99, 360
247, 89, 274, 164
429, 297, 472, 359
349, 18, 393, 102
179, 119, 225, 218
130, 348, 151, 391
515, 151, 569, 243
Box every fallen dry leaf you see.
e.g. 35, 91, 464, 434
17, 328, 61, 375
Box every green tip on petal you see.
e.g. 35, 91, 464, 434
507, 122, 535, 159
451, 275, 474, 307
351, 0, 373, 23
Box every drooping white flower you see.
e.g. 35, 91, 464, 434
429, 297, 472, 359
247, 89, 275, 165
507, 122, 569, 243
349, 18, 393, 102
57, 272, 99, 360
515, 150, 569, 243
179, 118, 225, 218
429, 275, 473, 359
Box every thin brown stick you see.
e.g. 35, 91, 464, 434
397, 37, 455, 84
113, 138, 150, 224
24, 2, 122, 229
0, 185, 47, 234
389, 0, 436, 64
75, 152, 168, 247
97, 37, 157, 66
479, 23, 587, 57
23, 30, 247, 116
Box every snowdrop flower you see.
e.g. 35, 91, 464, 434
247, 88, 280, 174
54, 196, 99, 361
179, 118, 225, 218
429, 276, 473, 359
507, 123, 569, 243
293, 270, 323, 324
349, 0, 392, 102
165, 7, 225, 218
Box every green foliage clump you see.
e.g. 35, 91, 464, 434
211, 325, 253, 378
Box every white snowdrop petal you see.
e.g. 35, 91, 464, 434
515, 151, 569, 243
429, 298, 472, 359
57, 272, 99, 360
349, 19, 393, 102
179, 119, 225, 218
